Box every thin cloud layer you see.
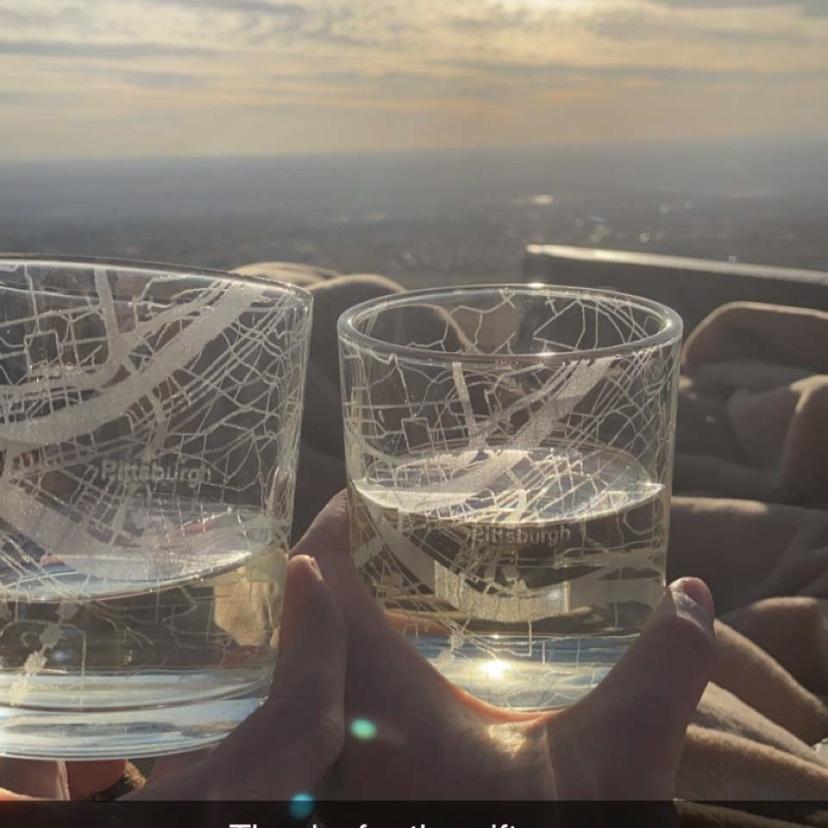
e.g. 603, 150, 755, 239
648, 0, 826, 12
0, 0, 825, 158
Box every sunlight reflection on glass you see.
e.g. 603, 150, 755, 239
481, 660, 510, 681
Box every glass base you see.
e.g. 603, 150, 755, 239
0, 669, 270, 760
415, 633, 633, 710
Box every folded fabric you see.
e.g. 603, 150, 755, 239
676, 303, 828, 507
683, 303, 828, 376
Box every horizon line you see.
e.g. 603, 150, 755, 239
1, 134, 827, 167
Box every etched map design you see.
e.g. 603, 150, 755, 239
341, 287, 680, 684
0, 262, 311, 600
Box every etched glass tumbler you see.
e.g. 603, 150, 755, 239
0, 257, 312, 758
339, 284, 682, 710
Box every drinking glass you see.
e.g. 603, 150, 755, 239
0, 256, 312, 758
339, 284, 682, 709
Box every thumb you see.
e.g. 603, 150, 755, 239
555, 577, 715, 799
291, 492, 393, 637
215, 555, 347, 798
136, 555, 346, 801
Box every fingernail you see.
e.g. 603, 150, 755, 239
305, 556, 323, 581
669, 577, 715, 630
291, 554, 324, 582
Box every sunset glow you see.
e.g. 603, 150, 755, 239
0, 0, 825, 159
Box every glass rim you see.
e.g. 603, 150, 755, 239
338, 282, 683, 366
0, 253, 313, 305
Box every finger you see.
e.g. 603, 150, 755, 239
291, 492, 526, 722
290, 491, 374, 619
554, 577, 716, 799
0, 759, 69, 799
291, 494, 525, 802
290, 492, 423, 649
212, 554, 347, 798
135, 555, 346, 801
292, 490, 459, 671
0, 787, 32, 801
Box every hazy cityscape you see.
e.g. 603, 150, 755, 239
2, 141, 827, 287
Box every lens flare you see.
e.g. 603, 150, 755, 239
289, 792, 314, 819
349, 717, 378, 740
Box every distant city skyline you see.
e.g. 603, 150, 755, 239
0, 0, 826, 160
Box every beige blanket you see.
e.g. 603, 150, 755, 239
236, 263, 828, 816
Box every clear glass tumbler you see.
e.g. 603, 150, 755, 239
339, 284, 682, 710
0, 256, 312, 758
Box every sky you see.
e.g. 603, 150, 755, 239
0, 0, 826, 160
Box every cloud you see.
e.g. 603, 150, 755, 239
0, 39, 215, 58
0, 0, 825, 158
448, 57, 827, 86
646, 0, 828, 13
120, 71, 200, 88
589, 7, 814, 44
0, 4, 86, 28
106, 69, 203, 89
141, 0, 364, 47
260, 68, 502, 104
156, 0, 306, 13
448, 7, 532, 33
